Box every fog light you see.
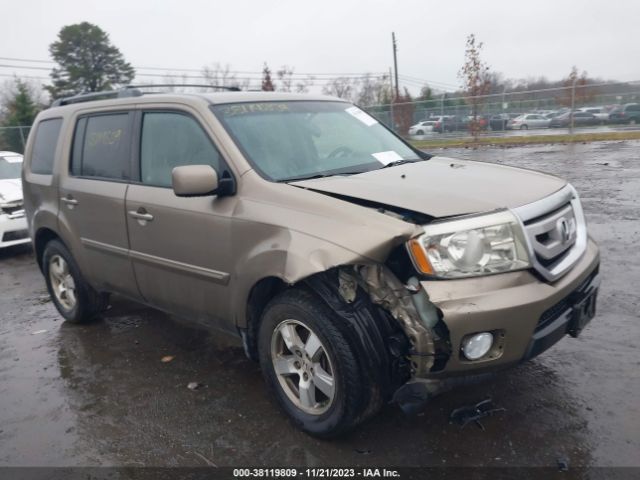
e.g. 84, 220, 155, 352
462, 332, 494, 360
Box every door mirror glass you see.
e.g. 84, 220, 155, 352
172, 165, 218, 197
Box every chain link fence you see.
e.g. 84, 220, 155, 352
0, 126, 32, 154
3, 81, 640, 149
363, 81, 640, 138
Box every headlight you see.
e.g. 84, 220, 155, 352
408, 210, 531, 278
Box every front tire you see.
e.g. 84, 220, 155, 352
258, 288, 368, 438
43, 240, 108, 324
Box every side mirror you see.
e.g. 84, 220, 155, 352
172, 165, 218, 197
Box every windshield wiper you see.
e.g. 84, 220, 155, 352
379, 158, 423, 169
279, 171, 364, 182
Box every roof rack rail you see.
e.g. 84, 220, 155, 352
123, 84, 241, 92
50, 83, 241, 108
51, 88, 143, 107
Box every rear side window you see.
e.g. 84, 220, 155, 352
70, 113, 131, 180
140, 112, 221, 188
30, 118, 62, 174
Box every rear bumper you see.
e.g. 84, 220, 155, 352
0, 213, 30, 248
420, 237, 600, 377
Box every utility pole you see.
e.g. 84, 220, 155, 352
389, 67, 395, 132
569, 77, 577, 134
392, 32, 399, 100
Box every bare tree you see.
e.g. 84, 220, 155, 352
261, 63, 275, 91
274, 65, 314, 93
160, 74, 188, 92
294, 76, 314, 93
202, 63, 245, 89
355, 74, 391, 107
556, 66, 596, 108
322, 77, 357, 101
458, 34, 492, 140
276, 65, 294, 92
392, 87, 415, 134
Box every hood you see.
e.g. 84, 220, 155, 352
291, 156, 566, 218
0, 178, 23, 204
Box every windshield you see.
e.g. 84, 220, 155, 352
0, 155, 23, 179
211, 101, 423, 181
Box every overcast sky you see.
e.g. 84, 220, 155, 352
2, 0, 639, 94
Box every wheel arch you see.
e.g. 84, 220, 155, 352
34, 227, 63, 271
243, 275, 290, 361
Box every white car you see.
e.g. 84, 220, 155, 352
408, 120, 436, 136
508, 114, 550, 130
0, 151, 30, 248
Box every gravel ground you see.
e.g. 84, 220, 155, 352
0, 140, 638, 469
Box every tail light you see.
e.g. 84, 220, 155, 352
435, 121, 441, 128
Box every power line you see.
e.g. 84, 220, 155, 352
0, 73, 49, 80
398, 74, 459, 89
0, 56, 54, 64
0, 66, 388, 86
0, 64, 50, 71
0, 56, 385, 77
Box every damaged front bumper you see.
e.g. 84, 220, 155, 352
421, 237, 600, 377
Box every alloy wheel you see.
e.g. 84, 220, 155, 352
270, 319, 336, 415
49, 254, 77, 311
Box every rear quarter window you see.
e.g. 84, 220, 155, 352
30, 118, 63, 175
70, 113, 132, 180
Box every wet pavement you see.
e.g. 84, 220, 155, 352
0, 141, 639, 468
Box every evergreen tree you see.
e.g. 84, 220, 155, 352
47, 22, 135, 99
1, 80, 39, 153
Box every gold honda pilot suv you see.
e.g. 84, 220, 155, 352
22, 87, 600, 437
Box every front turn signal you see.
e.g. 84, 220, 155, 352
408, 239, 434, 275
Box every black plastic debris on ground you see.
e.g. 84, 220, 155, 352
556, 456, 570, 471
449, 398, 506, 431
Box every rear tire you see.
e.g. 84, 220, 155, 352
43, 240, 108, 324
520, 124, 528, 130
258, 288, 369, 438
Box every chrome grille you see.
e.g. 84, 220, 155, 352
513, 184, 587, 282
526, 202, 576, 262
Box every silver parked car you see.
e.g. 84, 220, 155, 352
578, 106, 612, 124
509, 113, 551, 130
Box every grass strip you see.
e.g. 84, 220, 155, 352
410, 130, 640, 149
